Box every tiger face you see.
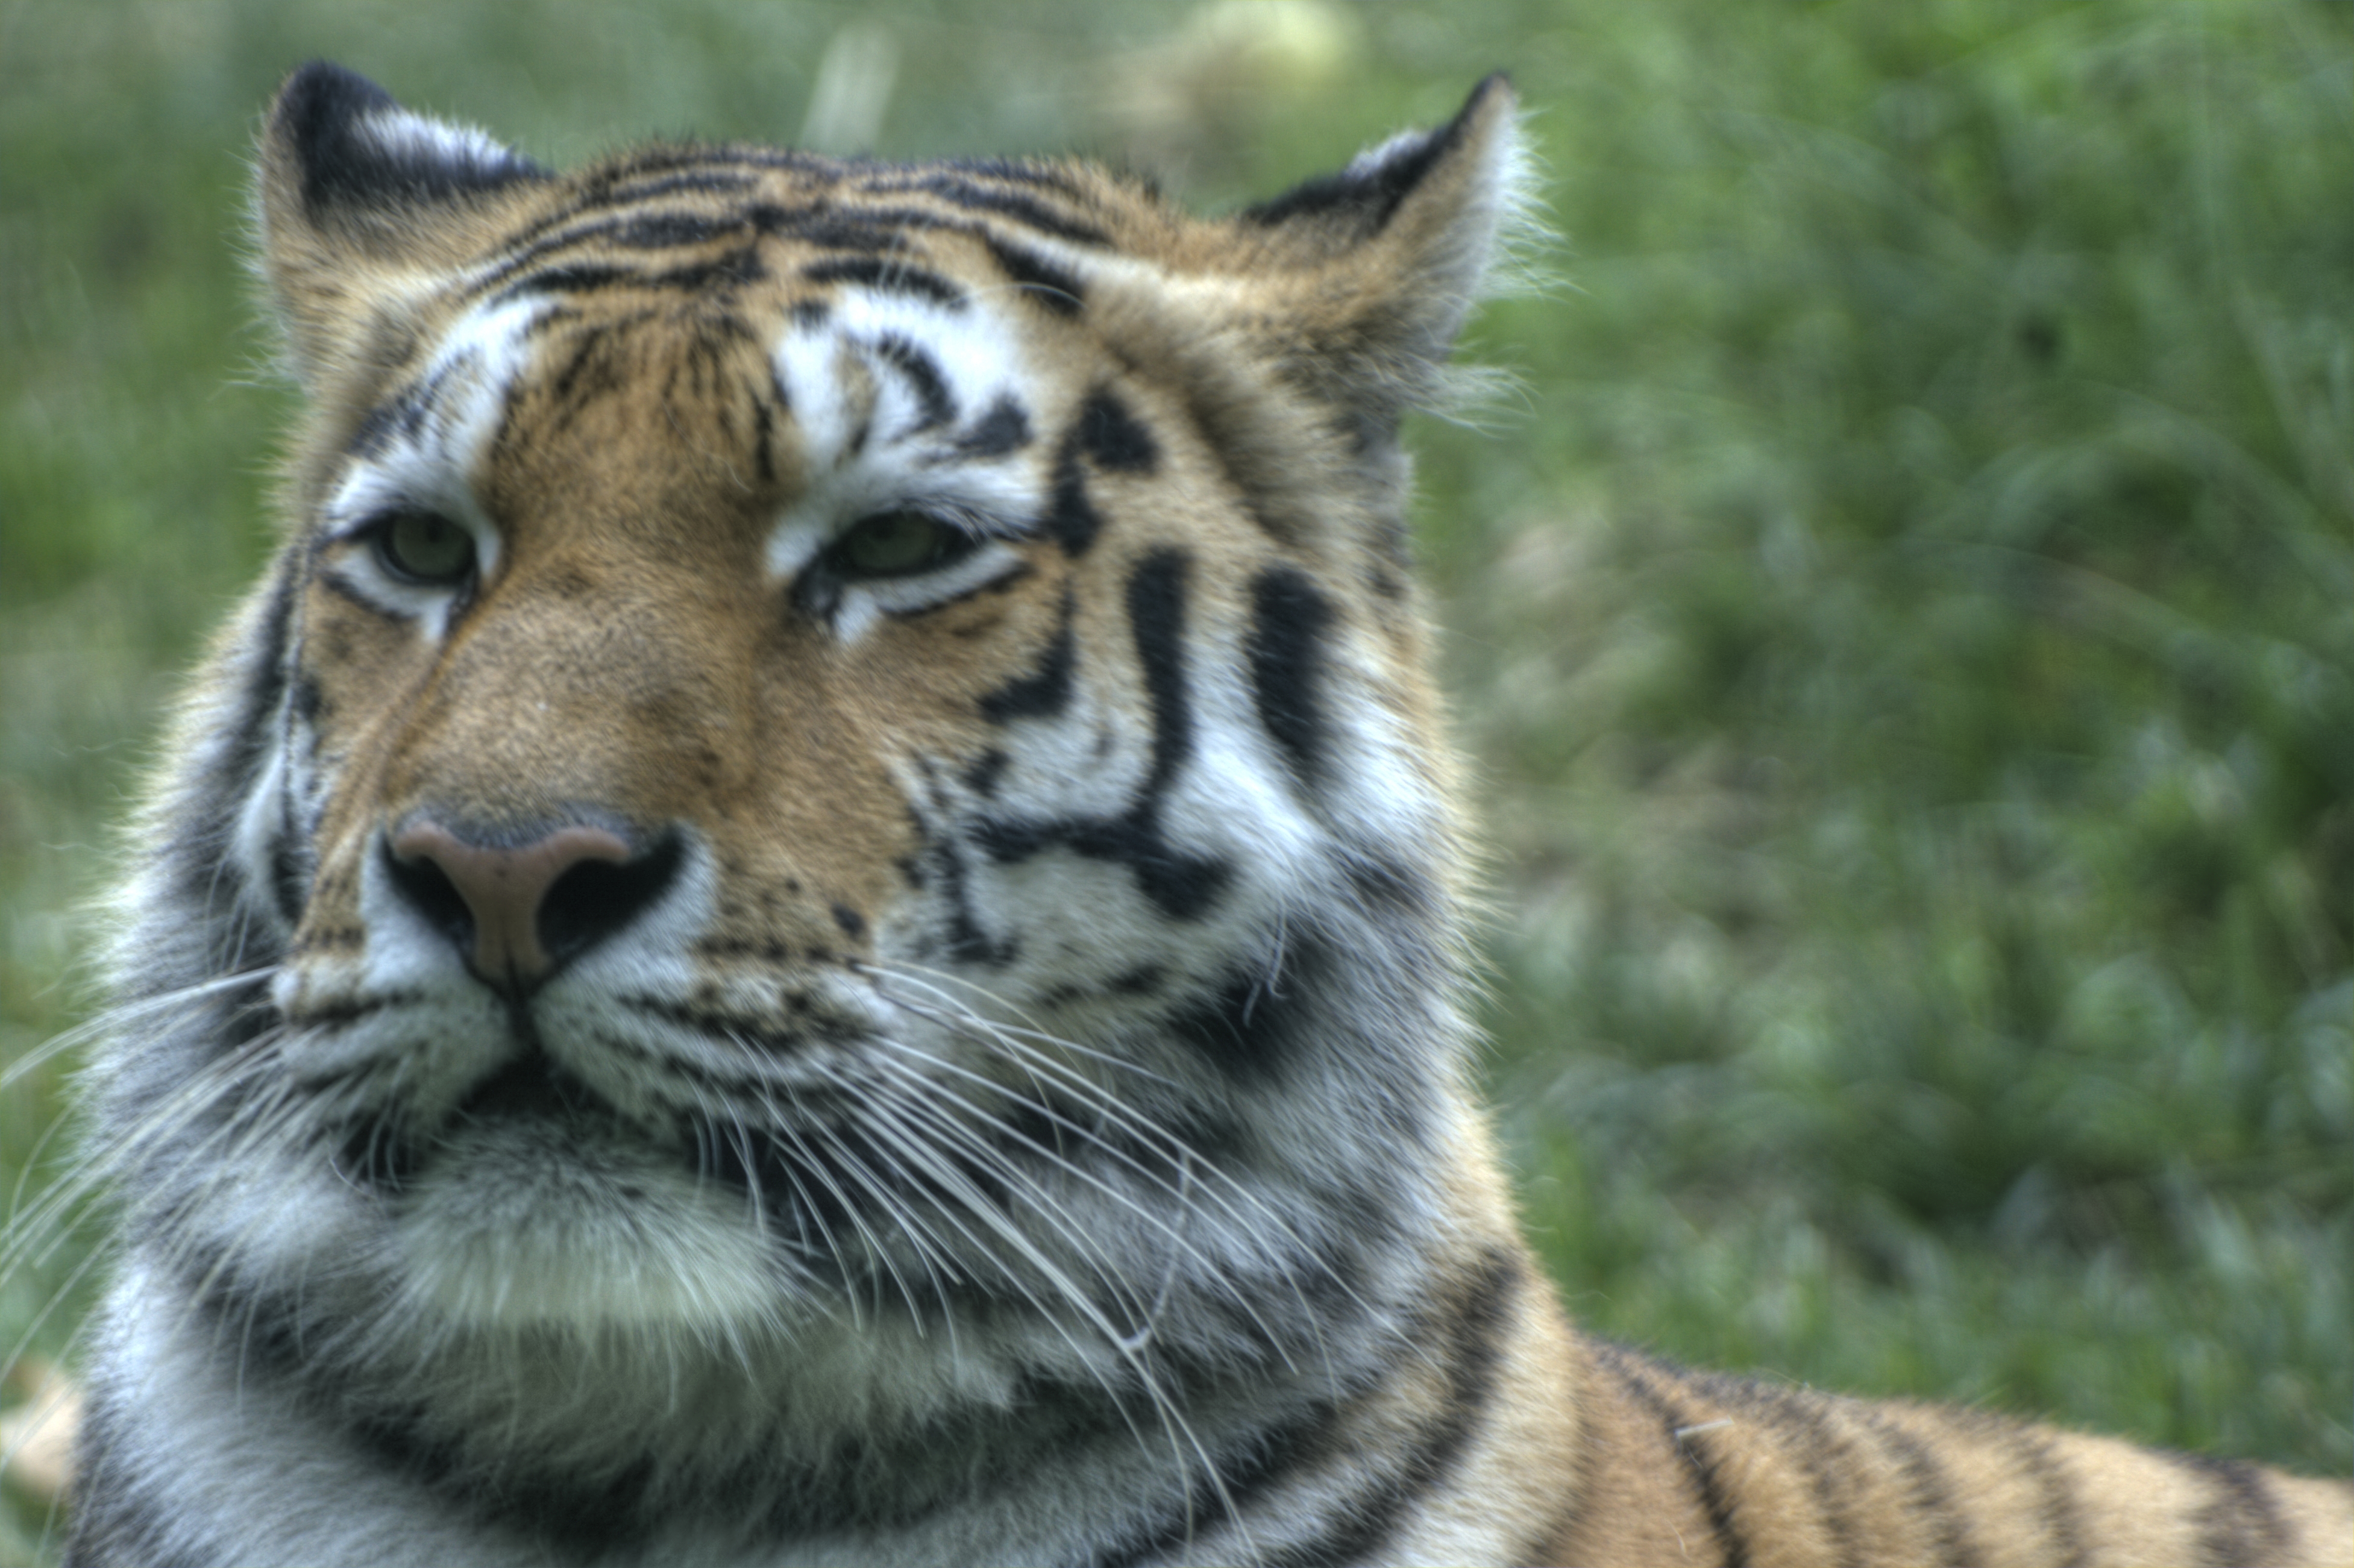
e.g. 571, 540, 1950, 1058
69, 63, 2354, 1568
87, 63, 1526, 1510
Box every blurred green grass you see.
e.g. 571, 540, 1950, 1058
3, 0, 2350, 1555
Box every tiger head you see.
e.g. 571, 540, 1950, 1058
101, 61, 1527, 1479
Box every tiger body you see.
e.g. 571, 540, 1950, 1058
63, 63, 2352, 1567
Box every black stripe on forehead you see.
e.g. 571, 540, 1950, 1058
466, 200, 935, 306
1043, 389, 1158, 557
800, 256, 967, 309
956, 396, 1031, 459
856, 172, 1112, 248
932, 155, 1088, 198
983, 233, 1085, 317
495, 246, 769, 302
479, 147, 837, 260
345, 343, 499, 458
468, 182, 1099, 319
871, 334, 956, 431
1073, 389, 1157, 473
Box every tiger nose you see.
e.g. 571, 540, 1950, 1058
384, 817, 677, 986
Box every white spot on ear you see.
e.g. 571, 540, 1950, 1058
360, 107, 532, 180
1343, 127, 1434, 181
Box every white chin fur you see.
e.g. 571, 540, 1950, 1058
392, 1120, 785, 1335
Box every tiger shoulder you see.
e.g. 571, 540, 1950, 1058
58, 59, 2354, 1568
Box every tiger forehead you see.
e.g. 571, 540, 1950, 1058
467, 148, 1142, 318
344, 155, 1173, 514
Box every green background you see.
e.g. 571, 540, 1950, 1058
4, 0, 2350, 1556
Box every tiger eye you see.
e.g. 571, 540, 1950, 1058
832, 510, 962, 579
373, 510, 476, 586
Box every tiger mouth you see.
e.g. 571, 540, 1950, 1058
328, 1048, 922, 1276
329, 1051, 625, 1191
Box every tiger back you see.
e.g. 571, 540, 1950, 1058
64, 61, 2354, 1567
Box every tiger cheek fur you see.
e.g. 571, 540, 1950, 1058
62, 60, 2353, 1568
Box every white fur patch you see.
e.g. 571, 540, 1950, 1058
360, 107, 531, 181
319, 296, 541, 635
392, 1128, 785, 1334
765, 289, 1045, 639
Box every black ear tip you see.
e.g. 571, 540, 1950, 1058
267, 61, 547, 218
1445, 73, 1516, 141
274, 60, 397, 142
272, 61, 405, 214
1243, 74, 1511, 234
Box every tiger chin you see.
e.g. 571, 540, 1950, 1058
61, 60, 2350, 1568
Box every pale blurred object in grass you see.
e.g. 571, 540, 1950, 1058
0, 1360, 76, 1508
1100, 0, 1366, 181
797, 20, 899, 154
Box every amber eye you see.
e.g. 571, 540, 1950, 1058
370, 510, 476, 586
827, 510, 972, 580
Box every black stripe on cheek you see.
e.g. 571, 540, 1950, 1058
965, 551, 1234, 921
1599, 1349, 1751, 1568
1127, 549, 1194, 791
1040, 387, 1155, 558
871, 333, 956, 431
1167, 930, 1323, 1084
1247, 566, 1337, 789
961, 748, 1009, 797
1091, 1402, 1346, 1568
977, 588, 1075, 721
269, 826, 309, 927
225, 560, 301, 804
1046, 442, 1103, 556
2174, 1452, 2291, 1568
968, 811, 1232, 921
750, 389, 777, 484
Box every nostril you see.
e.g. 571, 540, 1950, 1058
384, 847, 475, 958
538, 833, 685, 971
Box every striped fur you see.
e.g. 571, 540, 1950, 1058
63, 62, 2352, 1567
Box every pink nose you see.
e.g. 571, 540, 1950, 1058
388, 819, 632, 983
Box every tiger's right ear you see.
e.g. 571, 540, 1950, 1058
257, 62, 550, 387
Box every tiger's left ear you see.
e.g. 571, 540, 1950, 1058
256, 62, 553, 390
1231, 74, 1532, 430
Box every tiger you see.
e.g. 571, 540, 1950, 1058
57, 58, 2352, 1567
